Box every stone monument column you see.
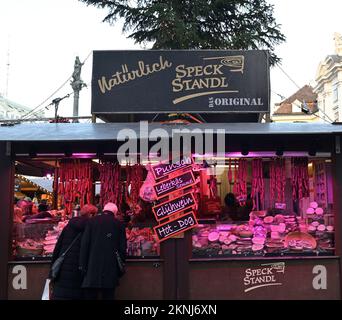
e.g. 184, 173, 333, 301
70, 56, 85, 122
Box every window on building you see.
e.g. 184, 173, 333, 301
333, 85, 339, 102
335, 111, 339, 122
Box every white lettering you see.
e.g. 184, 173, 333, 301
312, 265, 327, 290
12, 265, 27, 290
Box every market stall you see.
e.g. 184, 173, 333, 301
1, 50, 342, 300
0, 122, 342, 300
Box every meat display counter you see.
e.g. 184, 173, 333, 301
192, 213, 335, 259
12, 220, 160, 260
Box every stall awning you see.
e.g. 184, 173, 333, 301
1, 122, 342, 142
15, 174, 53, 194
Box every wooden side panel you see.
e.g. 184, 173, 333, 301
8, 261, 164, 300
189, 259, 341, 300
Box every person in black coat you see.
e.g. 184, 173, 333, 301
79, 202, 127, 300
50, 204, 98, 300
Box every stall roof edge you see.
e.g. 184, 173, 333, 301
0, 122, 342, 142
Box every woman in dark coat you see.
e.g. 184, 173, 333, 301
79, 202, 127, 300
50, 204, 98, 300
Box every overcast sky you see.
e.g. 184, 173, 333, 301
0, 0, 341, 118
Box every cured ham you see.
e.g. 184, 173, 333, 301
139, 165, 157, 202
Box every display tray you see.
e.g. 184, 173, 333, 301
189, 255, 339, 262
10, 255, 52, 262
9, 256, 163, 264
192, 250, 336, 258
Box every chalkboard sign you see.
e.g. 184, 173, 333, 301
153, 171, 196, 199
91, 50, 270, 114
151, 156, 193, 180
153, 211, 198, 242
152, 192, 196, 221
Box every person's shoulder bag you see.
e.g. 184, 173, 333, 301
115, 250, 126, 277
50, 233, 81, 281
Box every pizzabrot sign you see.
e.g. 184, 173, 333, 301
91, 50, 270, 114
152, 192, 196, 221
151, 156, 193, 180
153, 211, 198, 242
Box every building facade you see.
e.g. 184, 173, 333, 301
314, 33, 342, 123
0, 95, 44, 120
271, 85, 319, 123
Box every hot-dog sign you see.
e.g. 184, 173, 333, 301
153, 211, 198, 242
152, 192, 196, 221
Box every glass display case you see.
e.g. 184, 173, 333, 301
192, 213, 335, 258
126, 226, 160, 258
12, 219, 62, 259
12, 221, 161, 260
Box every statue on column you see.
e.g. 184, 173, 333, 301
334, 33, 342, 56
71, 56, 85, 91
71, 56, 86, 121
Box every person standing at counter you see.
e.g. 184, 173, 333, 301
221, 193, 239, 222
79, 202, 127, 300
50, 204, 98, 300
23, 201, 53, 222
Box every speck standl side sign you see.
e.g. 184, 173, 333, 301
91, 50, 270, 114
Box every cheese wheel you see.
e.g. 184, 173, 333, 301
315, 207, 324, 215
306, 208, 315, 214
264, 216, 274, 224
317, 224, 326, 232
208, 232, 220, 242
252, 244, 264, 252
270, 225, 279, 232
278, 223, 286, 233
271, 232, 280, 239
310, 202, 318, 209
308, 225, 316, 232
228, 235, 237, 242
252, 237, 265, 245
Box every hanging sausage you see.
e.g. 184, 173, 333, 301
234, 158, 247, 201
291, 157, 309, 200
251, 158, 264, 210
58, 159, 93, 215
99, 161, 123, 210
269, 158, 286, 206
126, 163, 145, 209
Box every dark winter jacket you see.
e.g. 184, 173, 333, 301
79, 212, 127, 289
50, 216, 89, 300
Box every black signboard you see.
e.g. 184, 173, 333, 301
91, 50, 270, 114
153, 171, 196, 199
151, 156, 193, 180
153, 211, 198, 242
152, 192, 196, 221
